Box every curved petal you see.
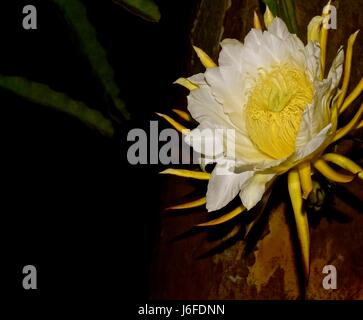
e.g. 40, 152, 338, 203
218, 39, 244, 70
188, 73, 207, 86
205, 65, 257, 138
295, 47, 343, 154
304, 42, 321, 81
244, 28, 263, 46
184, 123, 224, 159
241, 21, 305, 72
220, 20, 305, 75
205, 66, 248, 117
206, 161, 254, 212
314, 47, 344, 123
312, 79, 333, 127
294, 123, 332, 161
185, 85, 236, 163
268, 17, 291, 40
258, 32, 290, 64
295, 97, 329, 150
267, 18, 306, 65
239, 173, 275, 210
327, 46, 344, 89
187, 85, 232, 127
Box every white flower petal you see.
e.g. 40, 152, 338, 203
288, 34, 306, 55
327, 46, 344, 89
267, 18, 306, 66
187, 85, 231, 127
314, 79, 333, 125
206, 162, 254, 212
260, 32, 290, 64
205, 65, 255, 134
294, 123, 332, 161
184, 123, 224, 159
268, 17, 291, 40
188, 73, 206, 86
244, 28, 263, 47
218, 39, 244, 70
295, 47, 343, 155
304, 42, 321, 81
220, 18, 306, 78
239, 173, 275, 210
294, 83, 332, 155
240, 46, 271, 74
295, 98, 328, 151
296, 45, 344, 158
205, 66, 246, 116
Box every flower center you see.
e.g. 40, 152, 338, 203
245, 65, 314, 159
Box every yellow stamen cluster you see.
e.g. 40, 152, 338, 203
245, 65, 314, 159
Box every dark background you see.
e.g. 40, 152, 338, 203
0, 0, 195, 313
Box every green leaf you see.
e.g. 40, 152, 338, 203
262, 0, 298, 35
0, 75, 114, 137
113, 0, 161, 22
53, 0, 130, 121
279, 0, 298, 35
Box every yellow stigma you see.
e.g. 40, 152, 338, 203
246, 65, 314, 159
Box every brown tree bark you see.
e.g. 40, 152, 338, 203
151, 0, 363, 299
